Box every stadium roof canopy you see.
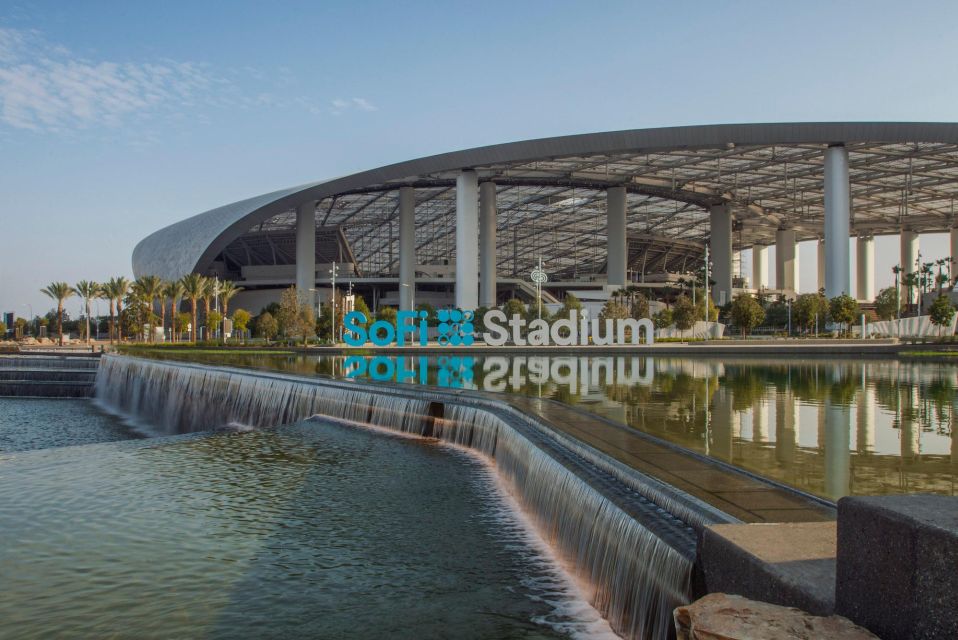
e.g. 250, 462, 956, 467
133, 122, 958, 282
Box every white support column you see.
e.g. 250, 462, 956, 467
901, 229, 919, 303
817, 238, 826, 292
479, 182, 497, 308
455, 170, 479, 310
295, 200, 316, 304
709, 204, 733, 305
824, 144, 851, 298
606, 186, 627, 287
398, 187, 416, 311
775, 228, 799, 292
856, 235, 875, 302
752, 244, 768, 290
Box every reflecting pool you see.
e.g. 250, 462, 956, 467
0, 418, 612, 639
133, 351, 958, 500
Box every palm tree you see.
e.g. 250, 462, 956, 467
98, 282, 116, 343
110, 277, 131, 341
180, 273, 206, 342
41, 282, 76, 346
201, 277, 218, 338
75, 281, 99, 344
163, 280, 184, 343
217, 280, 244, 338
134, 275, 163, 342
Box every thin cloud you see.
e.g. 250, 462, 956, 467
330, 96, 378, 115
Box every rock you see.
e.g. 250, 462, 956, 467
674, 593, 879, 640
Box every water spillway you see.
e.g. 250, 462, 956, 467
96, 355, 725, 639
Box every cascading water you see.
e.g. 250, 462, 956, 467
96, 355, 695, 640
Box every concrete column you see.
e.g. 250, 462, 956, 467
710, 205, 733, 305
817, 238, 826, 292
456, 170, 480, 309
606, 187, 627, 287
295, 200, 316, 304
856, 235, 875, 302
752, 244, 769, 290
398, 187, 416, 311
824, 144, 852, 298
479, 182, 497, 308
775, 228, 799, 292
901, 229, 919, 304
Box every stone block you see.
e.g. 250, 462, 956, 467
836, 495, 958, 640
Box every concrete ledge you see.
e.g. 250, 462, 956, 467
836, 495, 958, 640
697, 522, 836, 616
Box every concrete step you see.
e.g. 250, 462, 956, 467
0, 369, 98, 382
0, 381, 95, 398
0, 355, 101, 370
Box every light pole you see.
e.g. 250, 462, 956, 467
400, 283, 414, 311
531, 257, 547, 320
329, 262, 339, 344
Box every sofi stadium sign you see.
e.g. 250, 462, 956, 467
343, 309, 654, 347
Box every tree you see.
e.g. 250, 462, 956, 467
652, 308, 673, 328
277, 286, 301, 339
376, 306, 398, 324
100, 277, 130, 342
730, 293, 766, 337
696, 290, 719, 323
174, 312, 191, 339
829, 294, 860, 336
554, 293, 583, 319
180, 273, 206, 342
928, 295, 956, 336
202, 278, 218, 335
75, 280, 99, 344
598, 299, 629, 321
255, 311, 278, 341
41, 281, 76, 346
630, 292, 650, 320
14, 317, 28, 339
793, 293, 828, 335
232, 309, 251, 337
204, 311, 223, 338
672, 294, 696, 334
133, 275, 163, 342
874, 286, 900, 321
0, 321, 6, 338
502, 298, 527, 319
162, 280, 184, 343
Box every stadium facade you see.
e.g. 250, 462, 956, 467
133, 122, 958, 314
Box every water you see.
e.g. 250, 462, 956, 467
0, 419, 615, 639
0, 398, 141, 451
132, 350, 958, 499
95, 355, 695, 639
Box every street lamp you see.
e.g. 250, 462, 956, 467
329, 262, 339, 344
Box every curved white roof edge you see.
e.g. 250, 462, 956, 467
133, 122, 958, 281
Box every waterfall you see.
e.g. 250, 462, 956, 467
96, 355, 694, 640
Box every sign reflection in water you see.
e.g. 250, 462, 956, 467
142, 350, 958, 500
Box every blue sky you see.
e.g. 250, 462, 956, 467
2, 0, 958, 317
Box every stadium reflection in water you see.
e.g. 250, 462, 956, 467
139, 351, 958, 500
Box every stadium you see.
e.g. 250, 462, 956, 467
133, 122, 958, 315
